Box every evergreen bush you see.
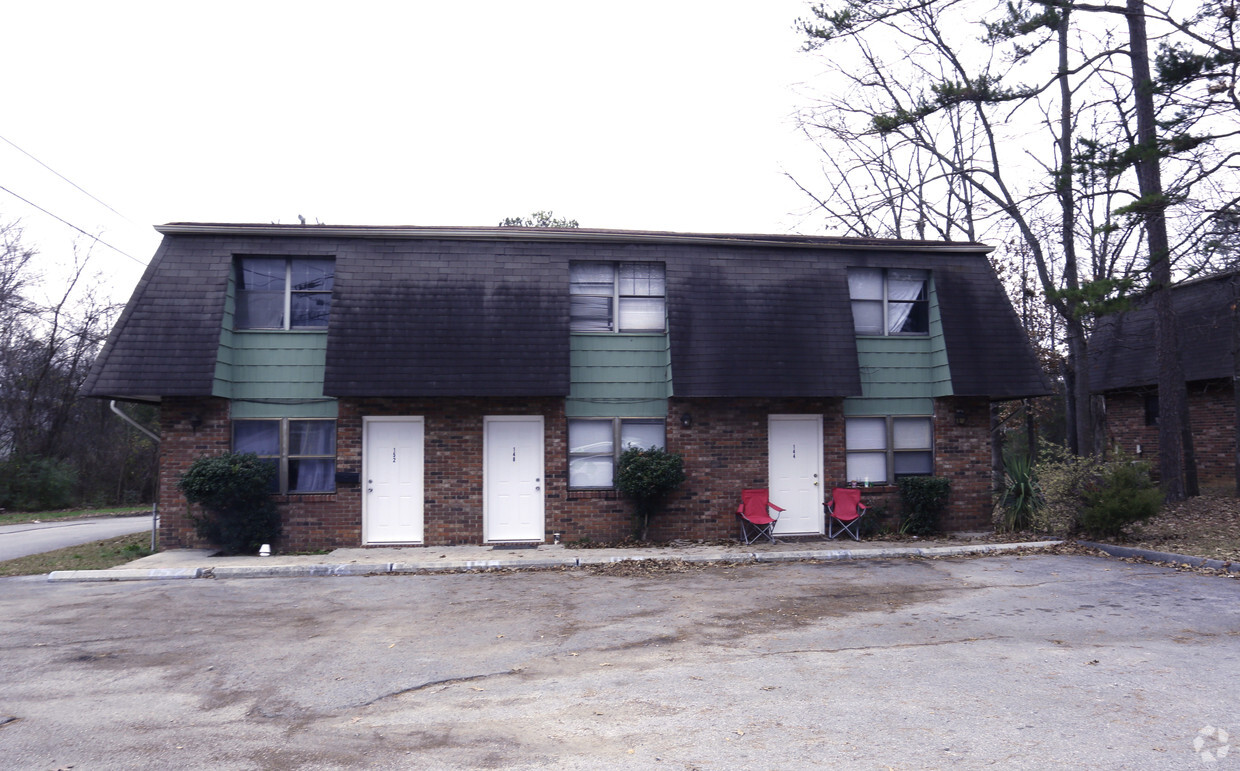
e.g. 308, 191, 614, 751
1079, 460, 1162, 538
178, 453, 281, 554
616, 446, 686, 541
897, 476, 950, 535
1034, 446, 1162, 538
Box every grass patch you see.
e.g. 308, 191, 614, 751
0, 507, 148, 527
0, 533, 154, 577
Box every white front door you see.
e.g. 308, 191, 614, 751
768, 415, 824, 535
363, 417, 424, 544
484, 416, 545, 542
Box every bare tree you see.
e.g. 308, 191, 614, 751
797, 0, 1237, 497
0, 222, 156, 509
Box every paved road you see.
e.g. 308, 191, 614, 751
0, 554, 1237, 769
0, 515, 152, 561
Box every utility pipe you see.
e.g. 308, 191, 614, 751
109, 401, 160, 551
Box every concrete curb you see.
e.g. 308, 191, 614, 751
208, 563, 395, 579
391, 558, 579, 573
1078, 541, 1240, 573
43, 540, 1065, 583
48, 568, 201, 582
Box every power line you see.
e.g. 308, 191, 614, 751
0, 133, 133, 223
0, 184, 145, 266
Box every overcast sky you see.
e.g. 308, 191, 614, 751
3, 1, 829, 306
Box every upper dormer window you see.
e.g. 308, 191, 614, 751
236, 257, 334, 330
570, 262, 666, 332
848, 267, 929, 336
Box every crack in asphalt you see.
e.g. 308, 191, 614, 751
772, 634, 1009, 656
358, 670, 516, 707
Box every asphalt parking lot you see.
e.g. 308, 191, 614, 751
1, 554, 1237, 770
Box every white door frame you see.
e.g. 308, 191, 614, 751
362, 416, 425, 544
483, 415, 546, 542
768, 414, 825, 535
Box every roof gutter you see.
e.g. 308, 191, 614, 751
153, 223, 995, 254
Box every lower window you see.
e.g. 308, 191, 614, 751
233, 419, 336, 493
568, 418, 665, 488
845, 416, 933, 484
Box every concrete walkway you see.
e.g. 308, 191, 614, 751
48, 534, 1062, 582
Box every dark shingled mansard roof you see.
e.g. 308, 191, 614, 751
84, 224, 1050, 402
1089, 270, 1240, 392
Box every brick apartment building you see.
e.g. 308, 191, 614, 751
1090, 270, 1240, 489
85, 224, 1049, 551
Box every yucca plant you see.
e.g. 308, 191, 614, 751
999, 453, 1039, 532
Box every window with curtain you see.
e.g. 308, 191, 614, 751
845, 416, 933, 483
236, 257, 334, 329
570, 262, 666, 332
568, 418, 665, 488
848, 267, 929, 336
233, 419, 336, 493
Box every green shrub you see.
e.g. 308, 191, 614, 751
1033, 445, 1164, 538
616, 446, 686, 541
178, 453, 281, 555
1032, 444, 1104, 535
857, 500, 888, 537
897, 476, 950, 535
998, 453, 1040, 532
0, 455, 77, 511
1079, 460, 1162, 538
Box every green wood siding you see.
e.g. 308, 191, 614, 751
213, 274, 337, 419
845, 278, 952, 417
568, 334, 671, 417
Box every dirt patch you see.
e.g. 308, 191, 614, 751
582, 558, 745, 576
1123, 494, 1240, 562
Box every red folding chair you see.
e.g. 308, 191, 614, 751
737, 488, 784, 545
826, 487, 868, 541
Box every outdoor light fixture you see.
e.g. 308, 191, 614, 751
189, 415, 203, 431
680, 413, 692, 429
955, 409, 966, 426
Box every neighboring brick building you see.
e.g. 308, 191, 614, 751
1090, 271, 1239, 490
85, 224, 1049, 551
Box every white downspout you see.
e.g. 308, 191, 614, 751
110, 400, 160, 551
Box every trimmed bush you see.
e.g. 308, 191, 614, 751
616, 446, 686, 541
178, 453, 281, 555
897, 476, 950, 535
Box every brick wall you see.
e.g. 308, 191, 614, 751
651, 397, 844, 542
798, 395, 994, 533
156, 394, 997, 551
158, 396, 230, 549
340, 397, 565, 546
932, 396, 994, 530
1105, 380, 1236, 489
